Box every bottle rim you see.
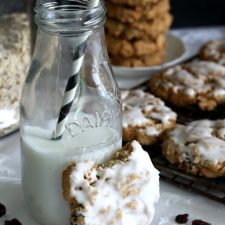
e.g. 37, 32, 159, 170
35, 0, 106, 34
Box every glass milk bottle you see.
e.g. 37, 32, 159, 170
20, 1, 122, 225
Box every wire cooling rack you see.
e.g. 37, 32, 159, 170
134, 62, 225, 205
146, 144, 225, 205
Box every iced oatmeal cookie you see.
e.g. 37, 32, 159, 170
63, 141, 160, 225
122, 90, 177, 145
199, 39, 225, 65
162, 119, 225, 178
106, 34, 166, 58
148, 60, 225, 110
106, 0, 170, 24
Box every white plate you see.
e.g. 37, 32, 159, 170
113, 33, 186, 89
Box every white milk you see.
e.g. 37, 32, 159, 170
21, 123, 121, 225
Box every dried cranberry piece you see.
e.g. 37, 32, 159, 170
175, 214, 189, 224
192, 219, 211, 225
0, 203, 6, 217
5, 218, 22, 225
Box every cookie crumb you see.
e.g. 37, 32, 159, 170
5, 218, 22, 225
192, 219, 211, 225
175, 213, 189, 224
0, 203, 6, 217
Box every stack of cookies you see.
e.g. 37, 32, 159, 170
105, 0, 173, 67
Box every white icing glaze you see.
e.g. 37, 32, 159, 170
172, 85, 183, 93
203, 40, 225, 62
69, 141, 160, 225
218, 128, 225, 139
215, 77, 225, 88
219, 58, 225, 65
213, 88, 225, 97
185, 88, 196, 96
123, 107, 149, 127
146, 127, 159, 136
187, 60, 225, 76
122, 90, 177, 136
158, 60, 225, 99
165, 65, 205, 92
168, 120, 225, 164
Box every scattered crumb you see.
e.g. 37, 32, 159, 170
175, 214, 189, 224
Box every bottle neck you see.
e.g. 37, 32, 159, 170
33, 26, 109, 81
34, 0, 106, 35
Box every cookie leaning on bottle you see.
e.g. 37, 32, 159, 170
62, 141, 160, 225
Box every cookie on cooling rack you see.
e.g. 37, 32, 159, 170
162, 119, 225, 178
199, 39, 225, 65
148, 60, 225, 111
122, 90, 177, 145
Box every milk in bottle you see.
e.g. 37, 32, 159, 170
20, 1, 122, 225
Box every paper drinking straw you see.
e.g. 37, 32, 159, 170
54, 0, 100, 140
